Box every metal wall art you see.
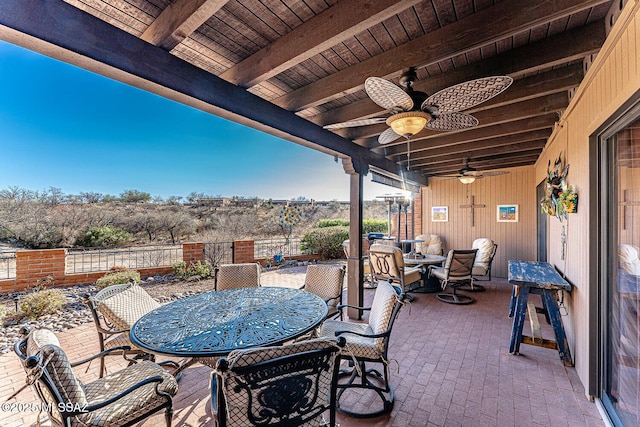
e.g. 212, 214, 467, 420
540, 153, 578, 221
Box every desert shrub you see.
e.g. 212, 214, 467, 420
317, 218, 349, 228
315, 219, 387, 234
0, 304, 7, 323
95, 269, 141, 290
75, 225, 132, 248
301, 226, 349, 259
363, 219, 388, 234
172, 260, 213, 280
20, 288, 66, 319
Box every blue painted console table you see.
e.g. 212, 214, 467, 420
508, 260, 573, 366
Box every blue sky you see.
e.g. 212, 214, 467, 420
0, 40, 392, 201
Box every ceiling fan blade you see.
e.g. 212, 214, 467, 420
422, 76, 512, 114
378, 127, 402, 145
425, 112, 478, 131
323, 117, 387, 130
365, 77, 414, 111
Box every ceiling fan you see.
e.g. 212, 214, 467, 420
434, 158, 510, 184
323, 67, 512, 145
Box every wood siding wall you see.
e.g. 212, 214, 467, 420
535, 1, 640, 394
420, 165, 536, 279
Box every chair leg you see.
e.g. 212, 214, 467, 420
458, 280, 486, 292
165, 406, 173, 427
335, 358, 394, 418
437, 285, 475, 304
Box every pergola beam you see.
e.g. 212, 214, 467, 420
220, 0, 422, 88
398, 129, 552, 164
273, 0, 609, 111
314, 26, 597, 130
141, 0, 229, 50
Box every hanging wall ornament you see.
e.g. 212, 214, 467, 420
540, 153, 577, 222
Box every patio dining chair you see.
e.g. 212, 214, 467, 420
459, 238, 498, 291
429, 249, 478, 305
343, 239, 374, 288
83, 281, 178, 377
415, 233, 444, 255
14, 327, 178, 427
318, 280, 407, 417
211, 337, 345, 427
368, 243, 423, 295
301, 264, 345, 320
215, 263, 261, 291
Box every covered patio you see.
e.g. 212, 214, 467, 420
0, 272, 603, 427
1, 1, 639, 425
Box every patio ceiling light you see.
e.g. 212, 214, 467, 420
458, 176, 476, 184
386, 111, 431, 138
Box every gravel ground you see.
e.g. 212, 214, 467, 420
0, 275, 221, 355
0, 260, 320, 355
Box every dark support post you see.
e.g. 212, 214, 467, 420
343, 158, 367, 320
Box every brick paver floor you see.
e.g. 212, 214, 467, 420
0, 266, 604, 426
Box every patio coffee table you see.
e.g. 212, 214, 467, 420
130, 286, 328, 361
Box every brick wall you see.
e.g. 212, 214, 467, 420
233, 240, 254, 264
0, 239, 321, 293
183, 242, 204, 264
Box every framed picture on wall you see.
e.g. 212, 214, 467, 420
431, 206, 448, 222
497, 204, 518, 222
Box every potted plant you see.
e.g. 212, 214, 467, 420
557, 185, 578, 215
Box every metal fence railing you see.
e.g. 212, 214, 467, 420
254, 238, 305, 261
203, 241, 234, 267
66, 245, 183, 274
0, 251, 16, 279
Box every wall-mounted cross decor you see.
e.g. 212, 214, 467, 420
460, 195, 485, 227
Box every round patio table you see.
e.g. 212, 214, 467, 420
403, 254, 447, 293
130, 286, 327, 358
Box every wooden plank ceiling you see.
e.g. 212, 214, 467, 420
1, 0, 618, 184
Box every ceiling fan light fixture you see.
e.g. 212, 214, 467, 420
458, 176, 476, 184
386, 111, 431, 137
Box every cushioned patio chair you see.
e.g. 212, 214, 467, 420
415, 233, 444, 255
429, 249, 478, 305
14, 327, 178, 427
211, 338, 345, 427
318, 280, 407, 418
368, 243, 423, 295
459, 238, 498, 291
343, 239, 374, 288
301, 264, 345, 320
215, 263, 261, 291
83, 281, 173, 377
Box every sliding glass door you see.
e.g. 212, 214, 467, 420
601, 115, 640, 426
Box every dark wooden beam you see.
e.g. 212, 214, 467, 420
0, 0, 427, 186
220, 0, 422, 87
398, 129, 552, 164
274, 0, 609, 111
417, 149, 543, 172
140, 0, 228, 50
422, 155, 541, 175
405, 142, 547, 168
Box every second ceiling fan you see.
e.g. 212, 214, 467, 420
323, 67, 512, 145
